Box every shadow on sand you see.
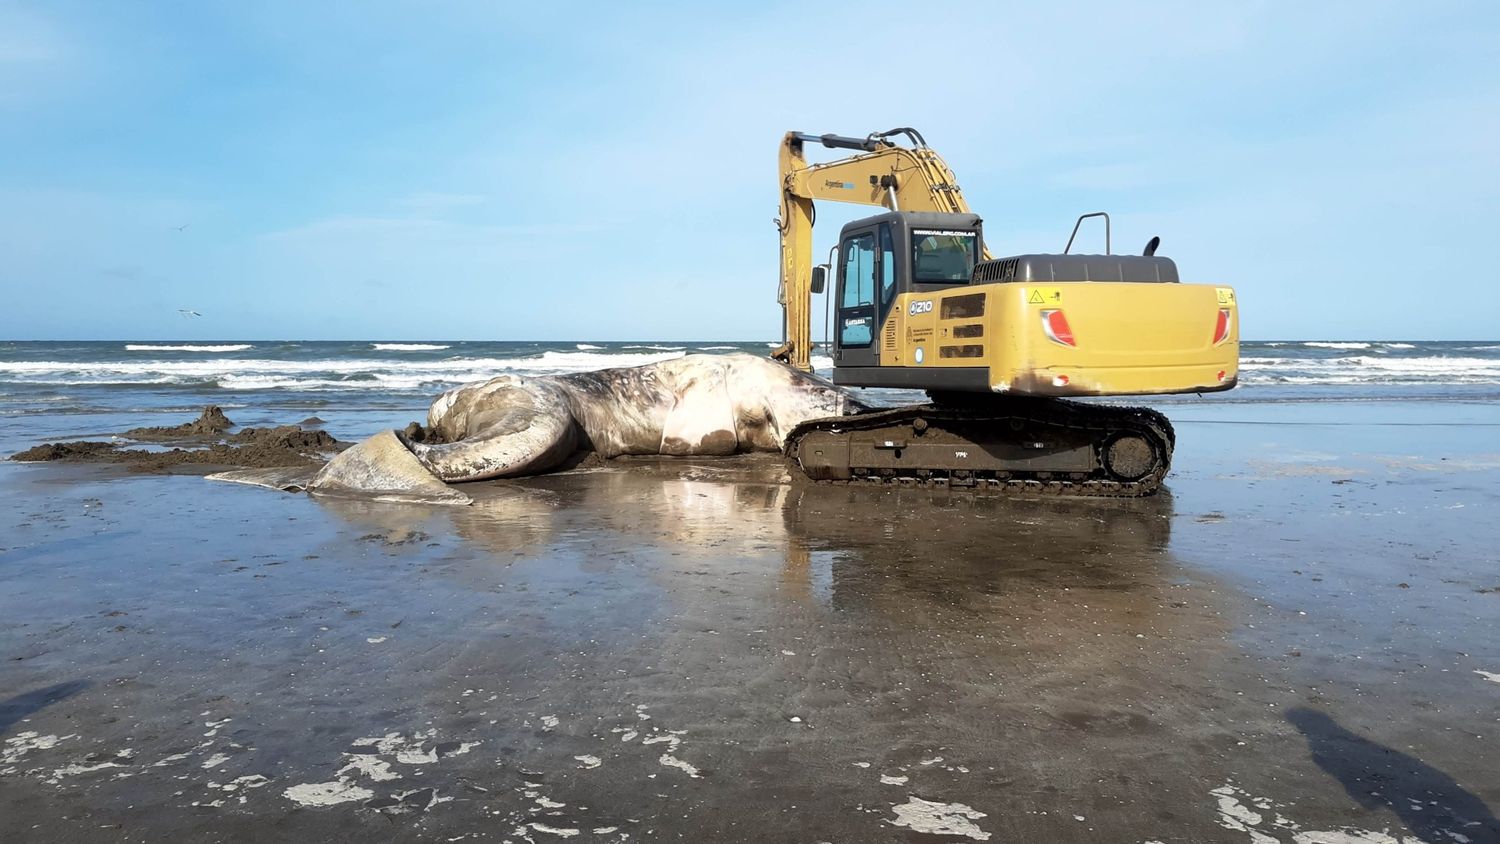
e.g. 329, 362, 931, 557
1287, 707, 1499, 843
0, 680, 90, 736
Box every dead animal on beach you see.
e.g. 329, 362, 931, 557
211, 354, 865, 505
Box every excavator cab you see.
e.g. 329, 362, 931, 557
831, 211, 981, 369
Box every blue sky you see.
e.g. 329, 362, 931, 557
1, 1, 1497, 341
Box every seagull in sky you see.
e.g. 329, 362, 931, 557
178, 309, 202, 318
174, 224, 189, 232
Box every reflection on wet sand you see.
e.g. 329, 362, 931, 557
313, 455, 1182, 626
311, 456, 1177, 611
314, 482, 562, 557
779, 481, 1174, 604
310, 461, 1212, 746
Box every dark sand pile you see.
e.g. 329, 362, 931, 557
9, 406, 346, 471
122, 405, 235, 440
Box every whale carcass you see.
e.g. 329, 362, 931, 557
211, 354, 866, 504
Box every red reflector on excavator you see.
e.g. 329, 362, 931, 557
1213, 309, 1231, 345
1041, 309, 1076, 347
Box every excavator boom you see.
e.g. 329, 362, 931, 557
774, 130, 989, 371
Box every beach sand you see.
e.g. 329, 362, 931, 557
2, 399, 1498, 842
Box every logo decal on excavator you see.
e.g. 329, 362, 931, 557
824, 180, 855, 190
908, 299, 934, 316
912, 229, 973, 237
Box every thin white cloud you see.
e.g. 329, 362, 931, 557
393, 191, 490, 216
261, 215, 589, 243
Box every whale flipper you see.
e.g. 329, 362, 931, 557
309, 430, 472, 505
207, 466, 320, 492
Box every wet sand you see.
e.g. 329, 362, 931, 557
2, 401, 1498, 843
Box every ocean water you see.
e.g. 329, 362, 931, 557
1, 339, 1497, 454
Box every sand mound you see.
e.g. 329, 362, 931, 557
230, 426, 339, 450
11, 441, 122, 462
9, 409, 346, 471
123, 406, 236, 440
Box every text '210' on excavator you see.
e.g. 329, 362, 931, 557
771, 128, 1240, 497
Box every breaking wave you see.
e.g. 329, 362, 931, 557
0, 349, 691, 392
124, 344, 253, 352
7, 342, 1499, 398
1241, 354, 1500, 385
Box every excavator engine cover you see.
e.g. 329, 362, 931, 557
973, 254, 1180, 284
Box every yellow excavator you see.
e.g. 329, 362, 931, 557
772, 128, 1239, 496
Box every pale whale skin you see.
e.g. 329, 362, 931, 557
233, 354, 867, 504
409, 354, 865, 481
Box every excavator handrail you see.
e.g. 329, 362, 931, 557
1064, 211, 1112, 255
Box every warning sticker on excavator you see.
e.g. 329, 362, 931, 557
1026, 287, 1062, 306
1216, 287, 1236, 305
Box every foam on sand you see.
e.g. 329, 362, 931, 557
888, 797, 991, 840
283, 780, 373, 806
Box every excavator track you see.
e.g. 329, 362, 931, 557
784, 398, 1175, 498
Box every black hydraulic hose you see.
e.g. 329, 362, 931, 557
873, 127, 927, 148
790, 128, 929, 152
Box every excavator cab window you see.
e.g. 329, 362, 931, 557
838, 232, 877, 347
912, 229, 979, 284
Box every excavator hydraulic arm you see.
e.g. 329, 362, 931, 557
773, 129, 991, 371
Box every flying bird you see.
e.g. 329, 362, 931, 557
178, 309, 202, 318
174, 224, 189, 232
